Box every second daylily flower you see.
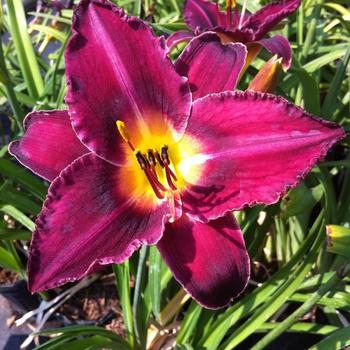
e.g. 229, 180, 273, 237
168, 0, 301, 70
10, 0, 345, 309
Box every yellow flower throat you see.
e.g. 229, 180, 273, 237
117, 120, 182, 221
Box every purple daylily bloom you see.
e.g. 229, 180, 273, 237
167, 0, 301, 70
10, 0, 345, 309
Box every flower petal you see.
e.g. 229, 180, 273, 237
157, 214, 250, 309
29, 153, 170, 292
8, 110, 87, 182
65, 0, 191, 166
242, 0, 301, 40
180, 91, 345, 222
175, 32, 247, 100
258, 35, 292, 70
184, 0, 224, 31
166, 30, 195, 51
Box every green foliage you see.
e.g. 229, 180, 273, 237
0, 0, 349, 349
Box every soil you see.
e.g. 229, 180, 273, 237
0, 267, 125, 338
58, 270, 125, 337
0, 268, 19, 285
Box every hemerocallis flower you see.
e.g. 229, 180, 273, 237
167, 0, 301, 70
10, 0, 345, 309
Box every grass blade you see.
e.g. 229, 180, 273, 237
5, 0, 44, 98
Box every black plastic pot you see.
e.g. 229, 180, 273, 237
0, 280, 40, 314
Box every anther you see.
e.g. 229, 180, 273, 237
116, 120, 135, 151
135, 151, 148, 170
161, 145, 170, 165
156, 151, 164, 167
147, 150, 157, 166
136, 151, 167, 197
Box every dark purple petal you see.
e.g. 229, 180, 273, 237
242, 0, 301, 40
157, 214, 250, 309
175, 32, 247, 100
258, 35, 292, 69
180, 91, 345, 222
184, 0, 225, 31
65, 0, 191, 166
213, 27, 255, 44
166, 30, 195, 51
29, 153, 170, 292
9, 110, 87, 182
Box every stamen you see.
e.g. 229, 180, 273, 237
136, 151, 166, 199
161, 145, 170, 165
135, 151, 148, 170
149, 168, 167, 192
116, 120, 135, 151
147, 149, 157, 166
160, 145, 178, 190
145, 168, 165, 199
165, 165, 177, 190
155, 151, 164, 167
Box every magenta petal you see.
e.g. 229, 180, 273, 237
29, 153, 169, 292
166, 30, 195, 51
65, 0, 191, 165
184, 0, 224, 31
8, 110, 87, 182
157, 214, 250, 309
258, 35, 292, 70
181, 91, 345, 222
175, 32, 247, 100
242, 0, 301, 40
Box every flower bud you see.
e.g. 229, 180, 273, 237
247, 55, 283, 93
326, 225, 350, 258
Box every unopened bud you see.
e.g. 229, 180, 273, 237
247, 55, 282, 93
326, 225, 350, 259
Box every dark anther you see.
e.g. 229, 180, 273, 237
136, 151, 148, 170
147, 150, 156, 166
155, 151, 164, 167
161, 145, 170, 165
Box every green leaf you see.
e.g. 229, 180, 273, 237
0, 184, 41, 214
309, 326, 350, 350
27, 12, 72, 25
5, 0, 44, 97
177, 301, 202, 344
0, 228, 31, 240
30, 24, 68, 43
0, 204, 35, 231
0, 246, 22, 271
148, 245, 162, 321
282, 183, 323, 218
35, 326, 130, 350
113, 262, 135, 349
294, 68, 321, 114
322, 44, 350, 119
0, 158, 47, 200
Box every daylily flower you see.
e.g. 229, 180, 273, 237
167, 0, 301, 70
10, 0, 345, 309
